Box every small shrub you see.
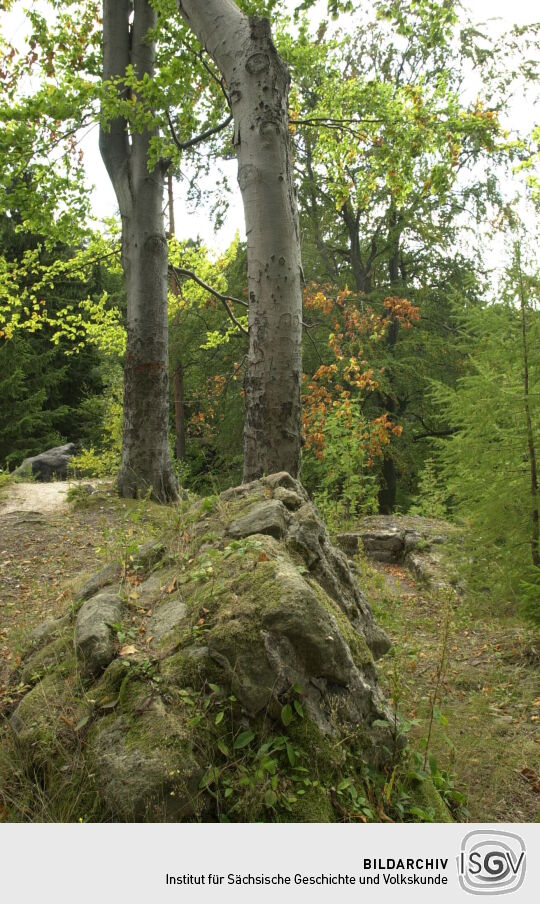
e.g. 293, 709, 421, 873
410, 458, 448, 519
69, 447, 119, 479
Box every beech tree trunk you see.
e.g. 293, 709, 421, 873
100, 0, 178, 502
178, 0, 303, 481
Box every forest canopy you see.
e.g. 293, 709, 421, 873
0, 0, 539, 617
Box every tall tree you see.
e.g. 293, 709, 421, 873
281, 0, 513, 509
100, 0, 178, 501
178, 0, 304, 481
430, 248, 540, 604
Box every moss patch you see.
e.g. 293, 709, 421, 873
411, 777, 452, 823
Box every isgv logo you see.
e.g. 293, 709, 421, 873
457, 830, 526, 895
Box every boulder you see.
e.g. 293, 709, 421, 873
75, 590, 123, 679
4, 474, 451, 822
86, 691, 203, 821
74, 563, 121, 602
227, 499, 289, 540
14, 443, 76, 481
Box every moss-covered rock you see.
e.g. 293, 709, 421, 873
4, 472, 404, 823
9, 674, 88, 768
75, 590, 123, 679
19, 631, 75, 686
86, 687, 203, 821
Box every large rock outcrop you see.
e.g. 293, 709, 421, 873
3, 474, 449, 822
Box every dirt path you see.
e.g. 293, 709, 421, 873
0, 484, 169, 704
369, 560, 540, 822
0, 481, 70, 516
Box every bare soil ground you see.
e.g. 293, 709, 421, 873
0, 481, 168, 700
0, 481, 70, 516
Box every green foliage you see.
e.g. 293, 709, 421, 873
429, 253, 540, 612
410, 458, 448, 519
519, 566, 540, 624
168, 237, 246, 493
68, 362, 123, 479
0, 333, 63, 467
168, 678, 450, 823
303, 399, 379, 529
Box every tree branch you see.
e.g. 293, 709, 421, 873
194, 48, 231, 108
409, 412, 458, 442
171, 265, 248, 335
170, 266, 322, 359
302, 321, 326, 365
295, 116, 385, 126
166, 110, 233, 153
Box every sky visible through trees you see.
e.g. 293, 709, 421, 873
0, 0, 539, 608
2, 0, 538, 269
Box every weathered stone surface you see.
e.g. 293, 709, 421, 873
75, 590, 123, 678
148, 595, 188, 644
407, 548, 458, 591
7, 472, 425, 822
9, 674, 87, 767
220, 478, 262, 502
337, 515, 460, 590
86, 689, 203, 821
361, 527, 405, 562
272, 486, 305, 510
29, 614, 70, 647
75, 563, 120, 601
20, 632, 73, 685
227, 499, 289, 540
134, 568, 178, 603
14, 443, 76, 482
287, 506, 324, 568
207, 555, 370, 721
160, 645, 209, 685
262, 472, 306, 494
130, 539, 167, 570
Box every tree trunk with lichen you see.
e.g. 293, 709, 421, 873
100, 0, 177, 502
178, 0, 303, 481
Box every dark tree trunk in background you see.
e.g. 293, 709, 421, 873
167, 173, 185, 464
174, 364, 186, 462
100, 0, 178, 502
341, 201, 372, 294
518, 257, 540, 567
178, 0, 303, 481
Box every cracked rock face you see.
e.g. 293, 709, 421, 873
227, 498, 289, 540
7, 473, 396, 822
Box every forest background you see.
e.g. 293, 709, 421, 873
1, 0, 540, 619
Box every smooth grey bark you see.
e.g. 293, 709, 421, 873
178, 0, 303, 481
100, 0, 178, 502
